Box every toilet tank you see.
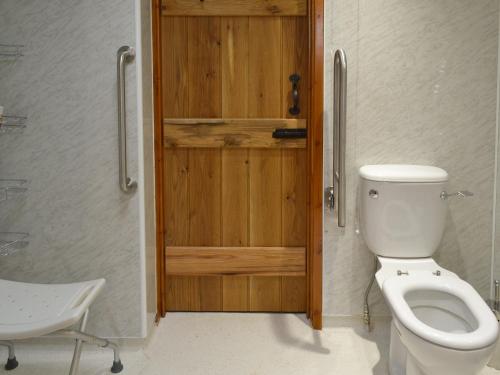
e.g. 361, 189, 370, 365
359, 165, 448, 258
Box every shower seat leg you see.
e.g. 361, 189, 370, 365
63, 331, 123, 373
0, 340, 19, 370
69, 308, 90, 375
52, 316, 123, 374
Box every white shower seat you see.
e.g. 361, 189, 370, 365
0, 279, 105, 340
0, 278, 123, 374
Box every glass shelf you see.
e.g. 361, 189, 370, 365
0, 179, 28, 202
0, 232, 29, 257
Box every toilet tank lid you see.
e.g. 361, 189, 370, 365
359, 164, 448, 182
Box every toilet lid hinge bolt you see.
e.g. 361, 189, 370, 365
433, 270, 441, 276
397, 270, 408, 276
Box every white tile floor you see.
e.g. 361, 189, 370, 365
1, 314, 499, 375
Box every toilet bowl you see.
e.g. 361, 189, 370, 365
359, 165, 499, 375
378, 258, 498, 375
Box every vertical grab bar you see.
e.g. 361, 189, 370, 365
333, 49, 347, 227
117, 46, 137, 193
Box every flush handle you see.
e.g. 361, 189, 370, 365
288, 74, 300, 116
440, 190, 473, 200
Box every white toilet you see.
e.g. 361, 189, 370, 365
359, 164, 499, 375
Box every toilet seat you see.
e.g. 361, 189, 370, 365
383, 273, 498, 351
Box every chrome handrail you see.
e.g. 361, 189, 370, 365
333, 49, 347, 227
117, 46, 137, 193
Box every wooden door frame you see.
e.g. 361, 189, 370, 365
152, 0, 165, 323
306, 0, 324, 330
151, 0, 324, 329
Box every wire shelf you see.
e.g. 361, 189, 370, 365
0, 179, 28, 202
0, 232, 29, 257
0, 115, 27, 132
0, 44, 24, 59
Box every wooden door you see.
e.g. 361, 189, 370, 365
160, 0, 309, 312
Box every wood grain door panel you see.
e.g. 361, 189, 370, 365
163, 118, 307, 148
162, 14, 308, 312
165, 246, 306, 276
161, 0, 307, 16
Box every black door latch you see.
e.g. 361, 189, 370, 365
289, 74, 300, 116
272, 128, 307, 139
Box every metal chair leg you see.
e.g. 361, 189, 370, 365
63, 331, 123, 373
50, 322, 123, 374
69, 309, 89, 375
0, 340, 19, 370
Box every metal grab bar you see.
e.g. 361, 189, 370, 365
117, 46, 137, 193
332, 49, 347, 227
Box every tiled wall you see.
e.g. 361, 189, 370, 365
324, 0, 499, 316
494, 12, 500, 295
0, 0, 146, 337
2, 0, 497, 331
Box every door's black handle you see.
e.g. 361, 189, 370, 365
272, 128, 307, 139
289, 74, 300, 116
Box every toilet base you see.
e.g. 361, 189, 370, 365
389, 322, 430, 375
389, 319, 495, 375
389, 321, 405, 375
405, 355, 426, 375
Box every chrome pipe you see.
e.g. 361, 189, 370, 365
495, 280, 500, 311
117, 46, 137, 193
333, 49, 347, 227
363, 256, 378, 331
